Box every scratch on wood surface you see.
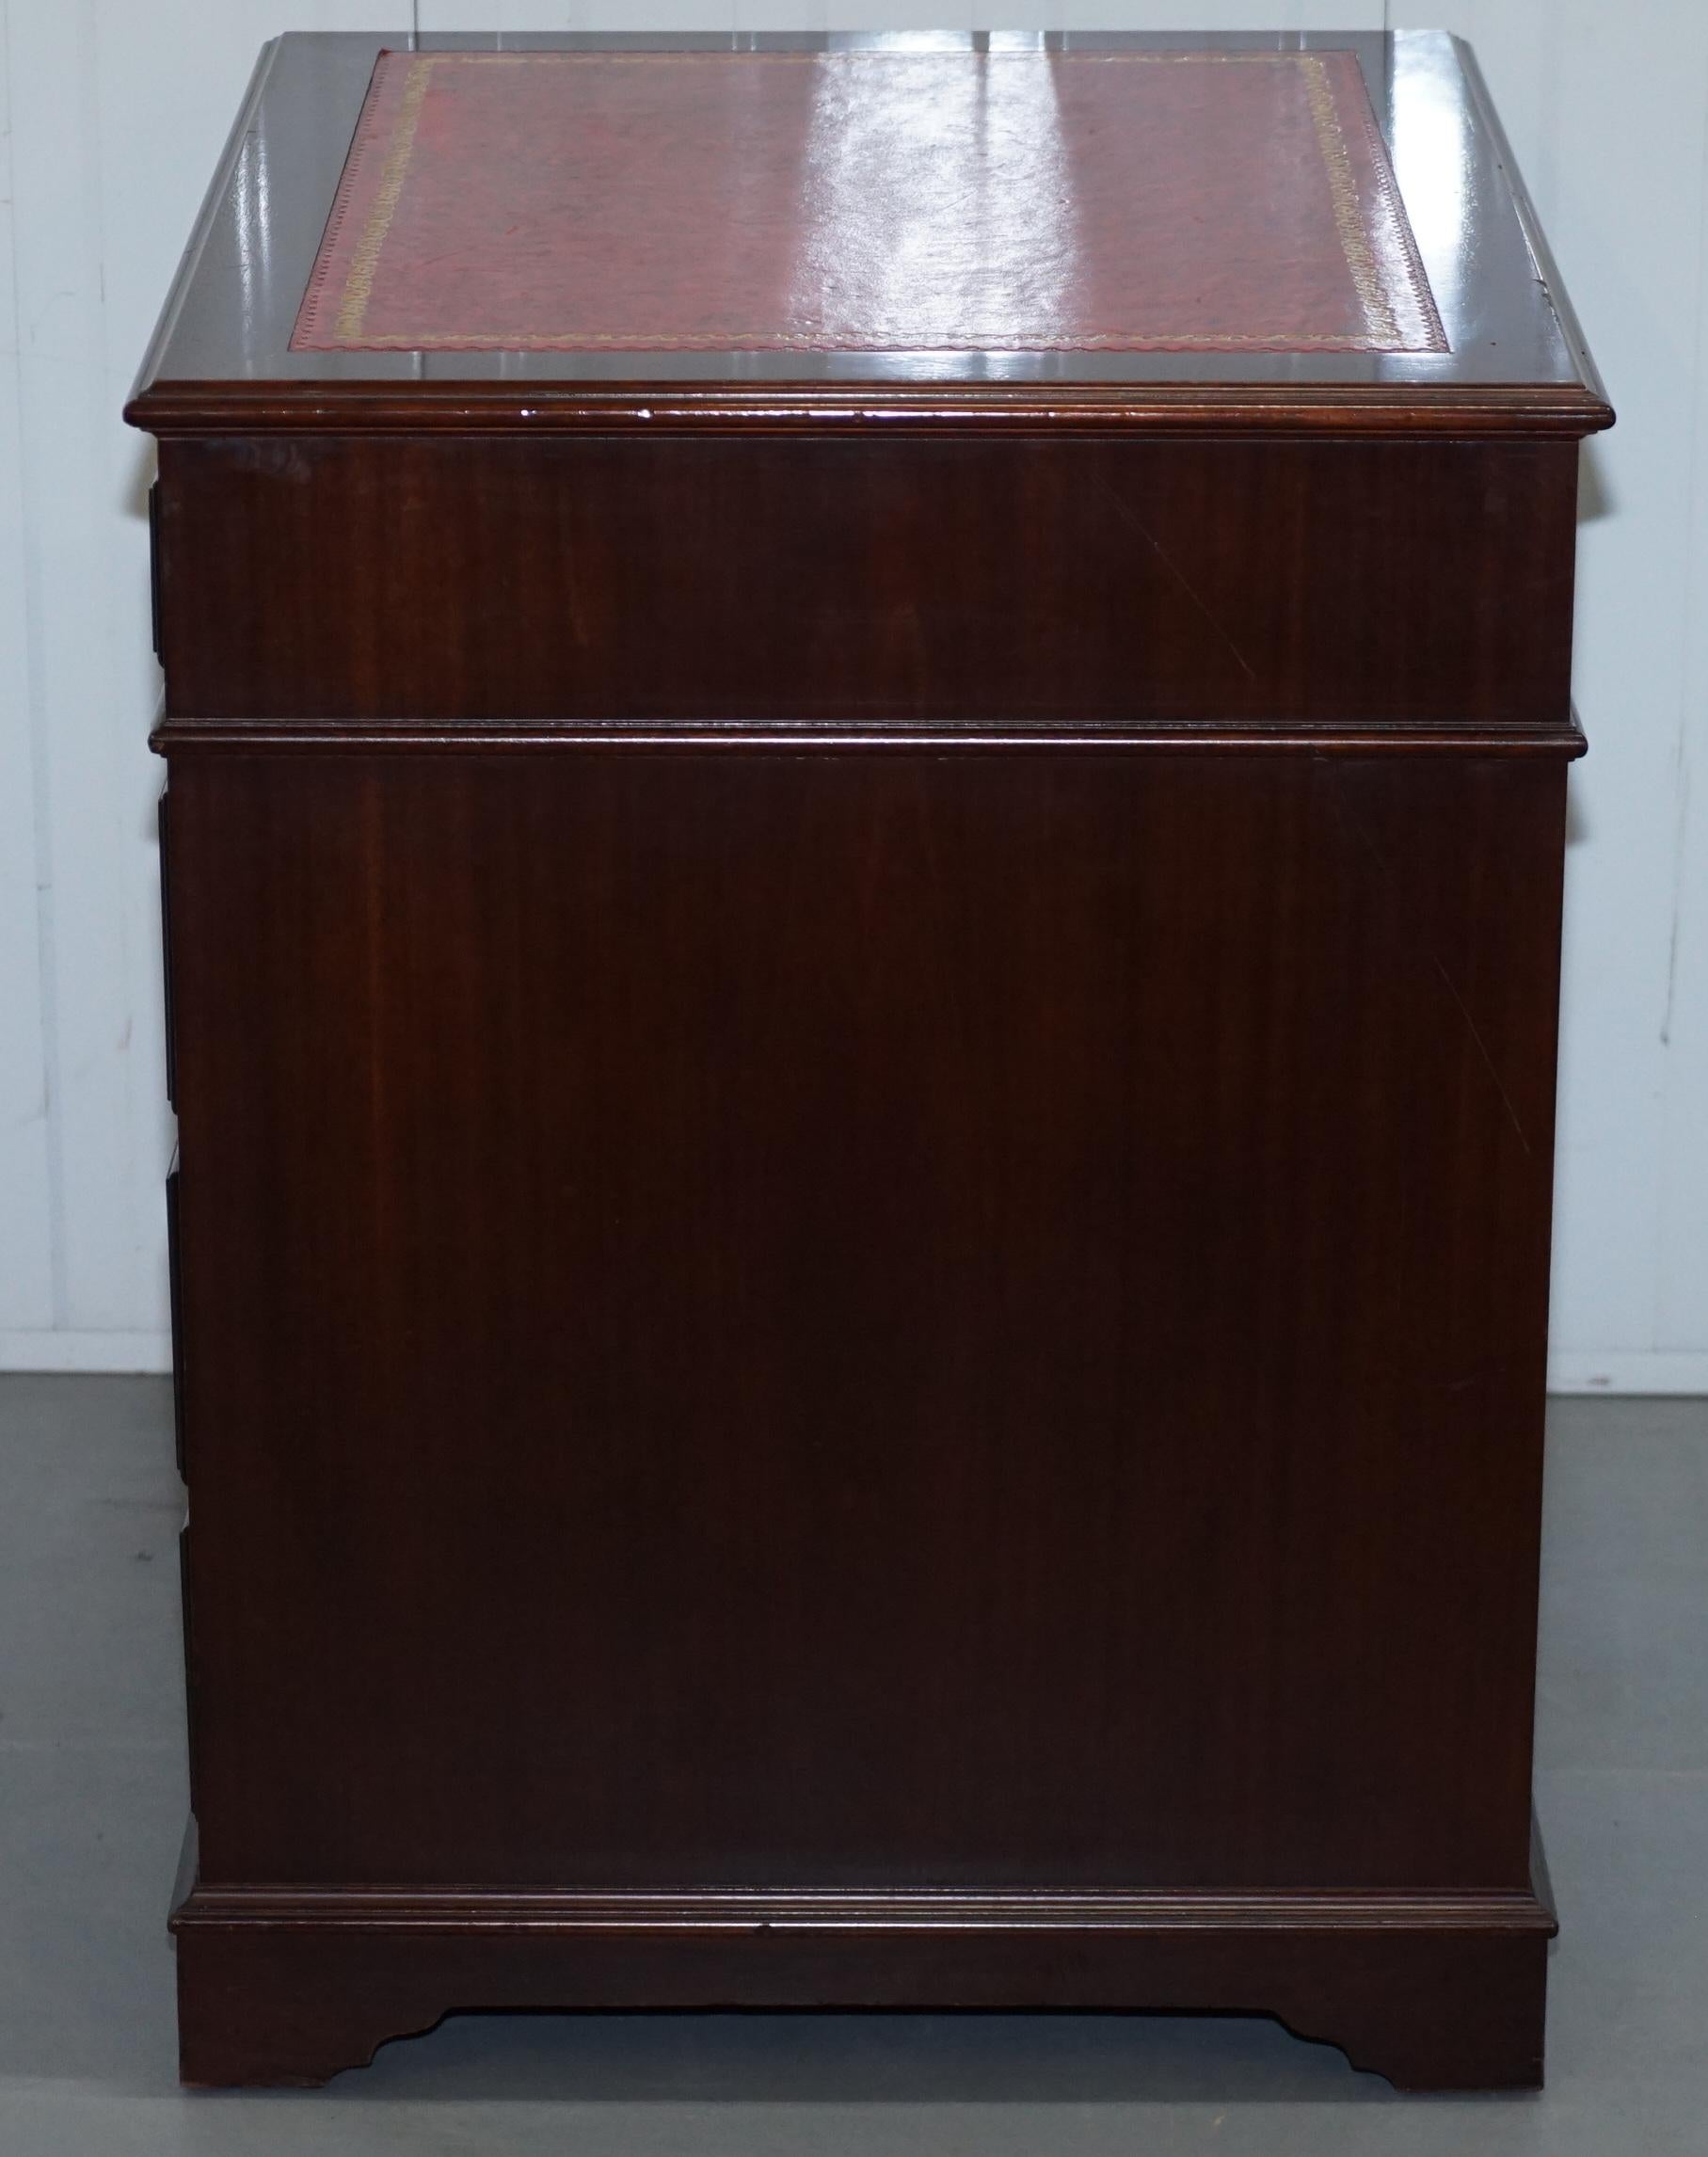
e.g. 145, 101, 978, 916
1434, 957, 1532, 1156
1092, 472, 1260, 683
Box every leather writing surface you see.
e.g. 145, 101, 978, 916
292, 49, 1445, 355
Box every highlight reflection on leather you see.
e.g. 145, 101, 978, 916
293, 49, 1445, 356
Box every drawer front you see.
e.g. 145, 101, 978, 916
158, 786, 175, 1109
166, 1153, 186, 1480
178, 1514, 199, 1815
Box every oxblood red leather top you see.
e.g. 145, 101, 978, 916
293, 48, 1445, 356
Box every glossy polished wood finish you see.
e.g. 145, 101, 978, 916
125, 29, 1610, 434
130, 28, 1609, 2093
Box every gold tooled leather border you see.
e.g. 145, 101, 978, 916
302, 50, 1447, 357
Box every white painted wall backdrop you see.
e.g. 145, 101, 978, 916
0, 2, 1701, 1386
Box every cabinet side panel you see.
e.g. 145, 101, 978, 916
155, 436, 1579, 727
167, 749, 1563, 1892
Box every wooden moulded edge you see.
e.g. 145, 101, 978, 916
172, 1877, 1557, 1939
124, 377, 1615, 440
148, 718, 1591, 759
168, 1810, 1560, 1944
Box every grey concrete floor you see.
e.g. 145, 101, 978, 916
2, 1375, 1705, 2154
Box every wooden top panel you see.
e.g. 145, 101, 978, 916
290, 49, 1444, 359
128, 29, 1610, 437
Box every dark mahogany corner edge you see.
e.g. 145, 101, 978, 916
170, 1825, 1556, 2093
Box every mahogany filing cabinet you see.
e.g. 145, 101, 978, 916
127, 29, 1613, 2090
